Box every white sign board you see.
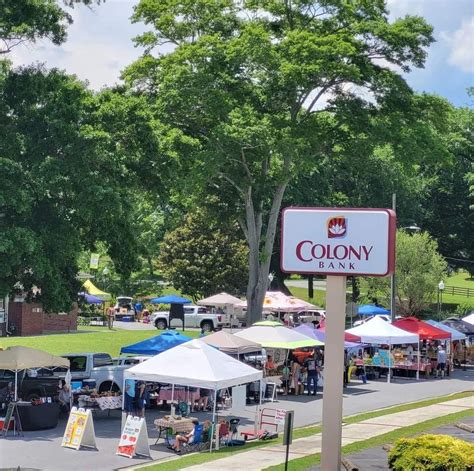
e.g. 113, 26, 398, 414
117, 415, 150, 458
281, 208, 396, 276
275, 409, 287, 425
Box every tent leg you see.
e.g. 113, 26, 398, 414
210, 389, 218, 452
416, 342, 420, 381
387, 344, 391, 384
14, 370, 18, 401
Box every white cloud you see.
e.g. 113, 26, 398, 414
441, 17, 474, 73
9, 0, 145, 90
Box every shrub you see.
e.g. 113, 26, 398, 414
388, 434, 474, 470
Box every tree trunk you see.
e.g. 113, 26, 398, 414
244, 182, 288, 325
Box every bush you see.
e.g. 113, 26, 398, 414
388, 434, 474, 470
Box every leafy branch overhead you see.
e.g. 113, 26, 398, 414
126, 0, 435, 323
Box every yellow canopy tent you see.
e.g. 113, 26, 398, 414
83, 279, 112, 301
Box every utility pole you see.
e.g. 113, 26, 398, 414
390, 193, 396, 322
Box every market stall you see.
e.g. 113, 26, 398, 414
345, 316, 420, 381
197, 292, 243, 327
393, 317, 451, 375
82, 279, 111, 301
0, 346, 70, 431
124, 339, 263, 451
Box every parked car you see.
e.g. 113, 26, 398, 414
112, 356, 149, 366
150, 305, 224, 331
114, 296, 136, 320
0, 368, 62, 402
61, 352, 130, 393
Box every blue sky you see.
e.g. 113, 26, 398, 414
10, 0, 473, 107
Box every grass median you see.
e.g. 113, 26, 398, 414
136, 391, 473, 471
263, 408, 474, 471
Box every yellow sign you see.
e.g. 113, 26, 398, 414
61, 408, 96, 450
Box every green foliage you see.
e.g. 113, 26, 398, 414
388, 434, 474, 470
158, 208, 248, 300
127, 0, 436, 323
419, 105, 474, 275
364, 230, 447, 315
0, 64, 138, 311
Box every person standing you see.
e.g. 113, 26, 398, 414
306, 354, 319, 396
290, 361, 301, 395
436, 345, 447, 378
107, 306, 115, 330
124, 378, 135, 416
135, 381, 147, 417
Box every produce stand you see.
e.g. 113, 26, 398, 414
17, 402, 59, 431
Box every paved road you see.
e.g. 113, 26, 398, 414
1, 368, 472, 471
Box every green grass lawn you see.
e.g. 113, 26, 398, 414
0, 326, 200, 357
288, 286, 326, 308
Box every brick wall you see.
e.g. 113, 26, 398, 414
8, 302, 78, 336
43, 304, 78, 333
8, 302, 44, 336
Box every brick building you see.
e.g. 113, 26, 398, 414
7, 299, 78, 336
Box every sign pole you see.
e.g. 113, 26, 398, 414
320, 275, 347, 471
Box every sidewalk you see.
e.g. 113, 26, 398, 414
183, 396, 474, 471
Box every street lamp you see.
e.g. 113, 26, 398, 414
268, 272, 274, 290
438, 280, 445, 320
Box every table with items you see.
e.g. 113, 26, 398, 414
154, 415, 198, 444
76, 392, 122, 411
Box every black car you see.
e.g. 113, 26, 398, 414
0, 368, 61, 403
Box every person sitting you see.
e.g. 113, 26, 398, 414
168, 420, 199, 453
265, 355, 276, 375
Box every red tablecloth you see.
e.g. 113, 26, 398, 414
393, 363, 432, 373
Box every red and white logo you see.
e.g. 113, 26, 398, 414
327, 216, 347, 238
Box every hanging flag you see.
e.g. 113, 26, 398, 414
89, 254, 100, 269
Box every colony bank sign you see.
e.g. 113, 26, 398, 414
281, 208, 396, 277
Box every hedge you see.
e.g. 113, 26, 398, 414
388, 434, 474, 470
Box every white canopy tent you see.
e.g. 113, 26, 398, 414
463, 313, 474, 326
124, 339, 263, 450
236, 291, 316, 313
345, 316, 419, 382
197, 292, 242, 306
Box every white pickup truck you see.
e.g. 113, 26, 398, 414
62, 352, 130, 393
150, 305, 224, 331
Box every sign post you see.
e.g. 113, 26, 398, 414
282, 410, 294, 471
281, 207, 396, 471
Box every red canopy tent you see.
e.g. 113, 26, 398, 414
392, 317, 451, 340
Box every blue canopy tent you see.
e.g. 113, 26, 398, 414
149, 295, 192, 304
78, 292, 103, 305
358, 304, 390, 316
120, 331, 192, 355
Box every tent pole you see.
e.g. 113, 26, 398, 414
14, 370, 18, 401
416, 341, 420, 381
210, 389, 218, 452
387, 343, 391, 384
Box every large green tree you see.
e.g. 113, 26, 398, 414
126, 0, 435, 323
158, 208, 248, 300
0, 64, 138, 311
364, 230, 447, 315
419, 105, 474, 275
